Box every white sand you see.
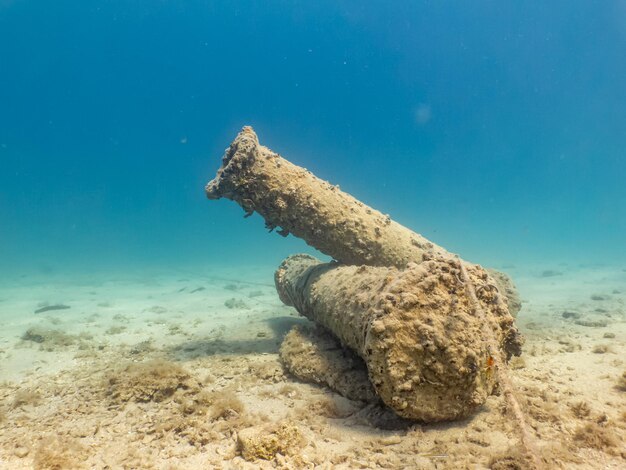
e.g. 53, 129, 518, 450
0, 263, 624, 468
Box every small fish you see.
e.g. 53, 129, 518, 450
34, 304, 71, 314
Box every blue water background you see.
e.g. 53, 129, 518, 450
1, 1, 625, 276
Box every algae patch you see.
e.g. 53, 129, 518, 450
572, 423, 619, 451
224, 298, 249, 309
32, 436, 87, 470
106, 359, 198, 403
157, 388, 249, 448
20, 327, 91, 351
237, 421, 305, 461
569, 401, 591, 419
11, 388, 42, 409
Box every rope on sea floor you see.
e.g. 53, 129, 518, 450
457, 257, 543, 470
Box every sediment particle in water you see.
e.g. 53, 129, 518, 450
275, 254, 522, 422
205, 126, 521, 316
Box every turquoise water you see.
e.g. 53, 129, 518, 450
1, 1, 624, 275
1, 4, 626, 468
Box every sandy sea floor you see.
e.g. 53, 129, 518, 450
0, 262, 624, 469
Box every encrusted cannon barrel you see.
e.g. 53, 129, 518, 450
275, 254, 522, 422
206, 126, 520, 316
